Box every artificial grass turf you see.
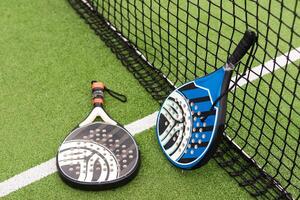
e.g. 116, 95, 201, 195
1, 0, 298, 199
3, 128, 251, 200
0, 0, 251, 199
0, 0, 159, 182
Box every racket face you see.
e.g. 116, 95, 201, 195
57, 122, 139, 189
156, 68, 226, 169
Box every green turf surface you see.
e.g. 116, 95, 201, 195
3, 129, 251, 200
0, 0, 252, 199
0, 0, 158, 182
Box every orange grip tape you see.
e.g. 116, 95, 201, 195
92, 82, 105, 89
92, 98, 104, 104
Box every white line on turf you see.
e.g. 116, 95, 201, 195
0, 158, 57, 197
229, 47, 300, 88
126, 112, 158, 136
0, 47, 299, 197
0, 112, 158, 197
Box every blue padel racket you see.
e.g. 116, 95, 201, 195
156, 30, 257, 169
56, 81, 140, 190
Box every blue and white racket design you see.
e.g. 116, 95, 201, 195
156, 31, 257, 169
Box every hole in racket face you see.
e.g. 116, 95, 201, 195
57, 122, 139, 189
156, 82, 218, 169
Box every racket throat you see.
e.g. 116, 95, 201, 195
200, 71, 232, 122
79, 107, 117, 127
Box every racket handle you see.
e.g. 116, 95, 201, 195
91, 81, 105, 106
226, 30, 257, 67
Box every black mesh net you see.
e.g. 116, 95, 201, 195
68, 0, 300, 199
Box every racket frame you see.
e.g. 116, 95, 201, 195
56, 81, 140, 190
156, 30, 257, 169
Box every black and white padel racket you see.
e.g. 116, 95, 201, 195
57, 81, 140, 189
156, 30, 257, 169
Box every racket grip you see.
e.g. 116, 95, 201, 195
227, 30, 257, 66
91, 81, 105, 106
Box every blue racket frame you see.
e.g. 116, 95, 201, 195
156, 67, 226, 169
156, 30, 256, 170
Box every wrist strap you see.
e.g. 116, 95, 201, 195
105, 87, 127, 103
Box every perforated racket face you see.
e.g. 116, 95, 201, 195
156, 68, 227, 169
57, 122, 139, 188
